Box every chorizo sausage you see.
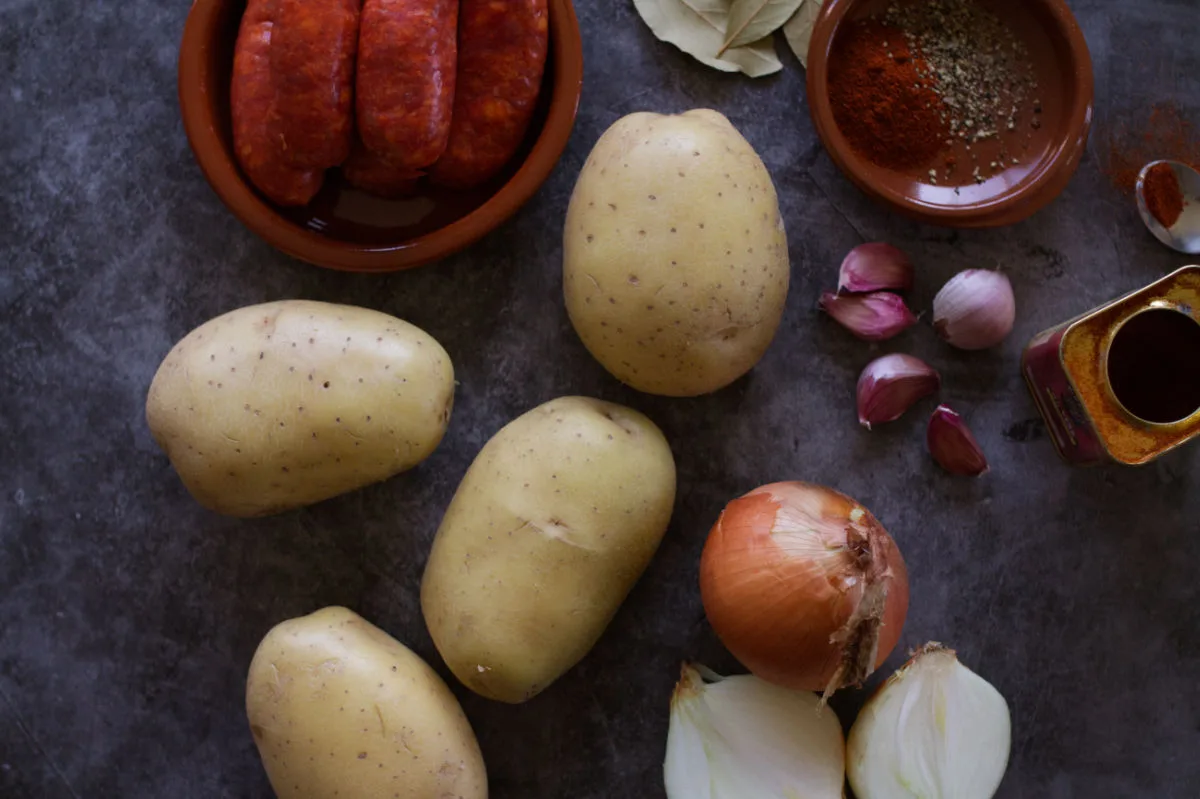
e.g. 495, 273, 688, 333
356, 0, 458, 173
430, 0, 549, 189
270, 0, 360, 169
230, 0, 323, 206
342, 140, 422, 198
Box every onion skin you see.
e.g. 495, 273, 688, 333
699, 482, 909, 696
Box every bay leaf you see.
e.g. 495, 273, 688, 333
719, 0, 805, 55
633, 0, 783, 78
680, 0, 730, 29
782, 0, 822, 68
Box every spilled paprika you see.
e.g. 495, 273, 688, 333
1142, 162, 1184, 228
827, 21, 949, 171
1103, 103, 1200, 195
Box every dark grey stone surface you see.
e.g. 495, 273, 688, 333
2, 0, 1198, 796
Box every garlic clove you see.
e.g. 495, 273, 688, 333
857, 354, 941, 428
838, 243, 915, 294
932, 269, 1016, 350
927, 404, 989, 476
664, 663, 845, 799
847, 643, 1012, 799
820, 291, 918, 341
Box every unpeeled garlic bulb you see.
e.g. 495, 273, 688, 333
847, 643, 1012, 799
664, 663, 845, 799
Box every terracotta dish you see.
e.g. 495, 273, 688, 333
178, 0, 582, 272
806, 0, 1093, 228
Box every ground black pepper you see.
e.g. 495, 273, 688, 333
882, 0, 1037, 184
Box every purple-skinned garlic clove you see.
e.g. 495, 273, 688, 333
932, 269, 1016, 350
927, 405, 989, 476
820, 291, 918, 341
857, 354, 941, 428
838, 243, 915, 294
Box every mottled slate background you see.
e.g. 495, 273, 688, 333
2, 0, 1198, 796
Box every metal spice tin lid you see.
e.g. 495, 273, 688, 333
1059, 265, 1200, 465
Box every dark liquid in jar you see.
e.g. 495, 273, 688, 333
1106, 308, 1200, 424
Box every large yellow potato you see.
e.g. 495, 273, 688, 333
421, 396, 676, 703
146, 300, 454, 517
246, 607, 487, 799
563, 109, 790, 397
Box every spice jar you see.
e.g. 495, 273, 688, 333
1021, 265, 1200, 465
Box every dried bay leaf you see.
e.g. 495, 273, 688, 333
680, 0, 730, 29
782, 0, 822, 68
633, 0, 783, 78
719, 0, 806, 55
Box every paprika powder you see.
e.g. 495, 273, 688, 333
827, 20, 948, 172
827, 0, 1036, 185
1103, 102, 1200, 195
1141, 162, 1184, 228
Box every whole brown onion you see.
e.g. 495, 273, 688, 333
699, 481, 910, 698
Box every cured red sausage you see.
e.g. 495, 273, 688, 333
231, 0, 323, 206
270, 0, 360, 169
430, 0, 549, 189
356, 0, 458, 173
342, 140, 422, 198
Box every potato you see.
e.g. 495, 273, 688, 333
421, 396, 676, 703
246, 606, 487, 799
146, 300, 454, 517
563, 109, 790, 397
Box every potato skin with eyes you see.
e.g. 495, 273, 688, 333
245, 606, 487, 799
420, 396, 677, 703
563, 109, 790, 397
145, 300, 454, 517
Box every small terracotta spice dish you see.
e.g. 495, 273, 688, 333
806, 0, 1094, 227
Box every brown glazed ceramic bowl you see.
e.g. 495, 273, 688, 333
806, 0, 1094, 228
178, 0, 582, 272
